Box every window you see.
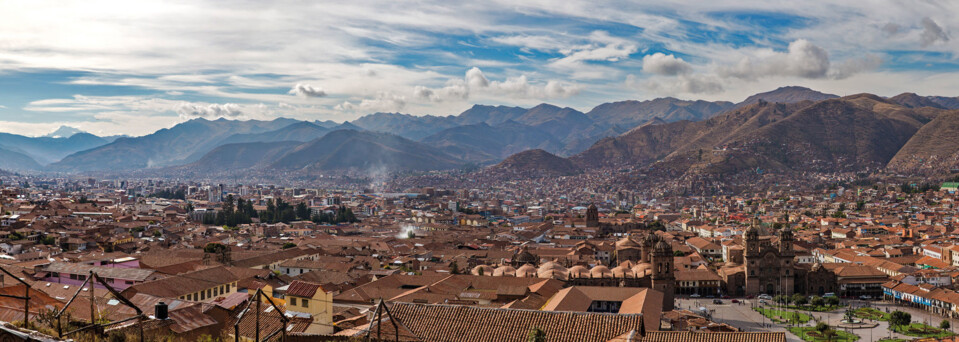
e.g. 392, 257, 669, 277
289, 298, 296, 306
302, 299, 308, 308
214, 288, 218, 296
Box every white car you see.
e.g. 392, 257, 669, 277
690, 293, 702, 298
859, 295, 872, 300
758, 294, 772, 300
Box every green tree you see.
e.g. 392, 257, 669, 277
825, 296, 840, 306
889, 310, 911, 330
527, 327, 546, 342
449, 261, 459, 274
282, 242, 296, 249
791, 293, 806, 306
204, 243, 228, 254
810, 296, 824, 307
295, 202, 310, 220
940, 319, 950, 330
673, 250, 686, 257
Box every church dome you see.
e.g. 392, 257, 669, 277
471, 265, 494, 276
611, 266, 634, 278
589, 265, 613, 278
516, 264, 538, 277
513, 246, 539, 265
537, 261, 568, 280
493, 265, 516, 277
616, 235, 641, 249
632, 263, 653, 277
568, 265, 589, 278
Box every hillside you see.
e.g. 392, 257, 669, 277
48, 118, 297, 171
270, 130, 462, 171
570, 94, 944, 176
185, 141, 303, 171
351, 113, 457, 140
0, 146, 42, 170
420, 121, 565, 163
888, 110, 959, 175
889, 93, 946, 109
586, 98, 734, 127
217, 121, 331, 145
493, 149, 580, 176
738, 86, 838, 106
0, 132, 108, 165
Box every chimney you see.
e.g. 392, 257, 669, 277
155, 301, 168, 320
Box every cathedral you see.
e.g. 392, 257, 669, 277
468, 232, 677, 311
742, 219, 795, 296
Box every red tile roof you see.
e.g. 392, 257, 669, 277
286, 280, 324, 298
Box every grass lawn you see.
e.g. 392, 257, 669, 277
890, 323, 955, 338
754, 307, 812, 324
779, 304, 845, 312
876, 339, 907, 342
852, 307, 889, 321
788, 327, 859, 342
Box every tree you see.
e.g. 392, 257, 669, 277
810, 296, 824, 307
889, 310, 911, 330
825, 296, 840, 306
204, 243, 228, 254
940, 319, 950, 330
282, 242, 297, 249
791, 293, 806, 306
449, 261, 459, 274
295, 202, 310, 221
673, 250, 686, 257
527, 327, 546, 342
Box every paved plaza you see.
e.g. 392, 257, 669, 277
677, 298, 959, 342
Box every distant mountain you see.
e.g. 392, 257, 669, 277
217, 122, 331, 146
43, 126, 86, 138
493, 149, 580, 176
0, 146, 41, 170
454, 105, 528, 125
48, 118, 298, 172
889, 93, 946, 109
270, 130, 462, 171
0, 132, 108, 165
738, 86, 838, 106
351, 113, 457, 140
185, 141, 303, 172
586, 98, 734, 128
421, 121, 565, 163
571, 94, 941, 176
928, 96, 959, 110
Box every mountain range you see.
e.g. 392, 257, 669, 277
2, 86, 958, 178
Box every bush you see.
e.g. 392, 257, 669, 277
889, 311, 911, 328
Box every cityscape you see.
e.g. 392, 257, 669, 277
1, 1, 959, 342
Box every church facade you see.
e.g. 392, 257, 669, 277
743, 219, 795, 297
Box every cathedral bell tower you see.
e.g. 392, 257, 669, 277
650, 240, 675, 310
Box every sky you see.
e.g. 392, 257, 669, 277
0, 1, 957, 137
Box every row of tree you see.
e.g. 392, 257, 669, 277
200, 196, 359, 226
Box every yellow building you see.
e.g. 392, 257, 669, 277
284, 280, 333, 334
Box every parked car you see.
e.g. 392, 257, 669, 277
859, 295, 873, 300
721, 295, 731, 299
690, 293, 701, 298
758, 294, 772, 300
731, 299, 740, 303
712, 299, 723, 304
823, 292, 836, 298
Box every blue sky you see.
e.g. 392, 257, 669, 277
0, 1, 956, 136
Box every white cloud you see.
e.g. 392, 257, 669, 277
412, 67, 581, 104
718, 39, 830, 80
637, 73, 724, 95
548, 31, 638, 79
288, 83, 327, 97
642, 53, 692, 76
920, 17, 949, 48
175, 103, 243, 119
335, 91, 407, 113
